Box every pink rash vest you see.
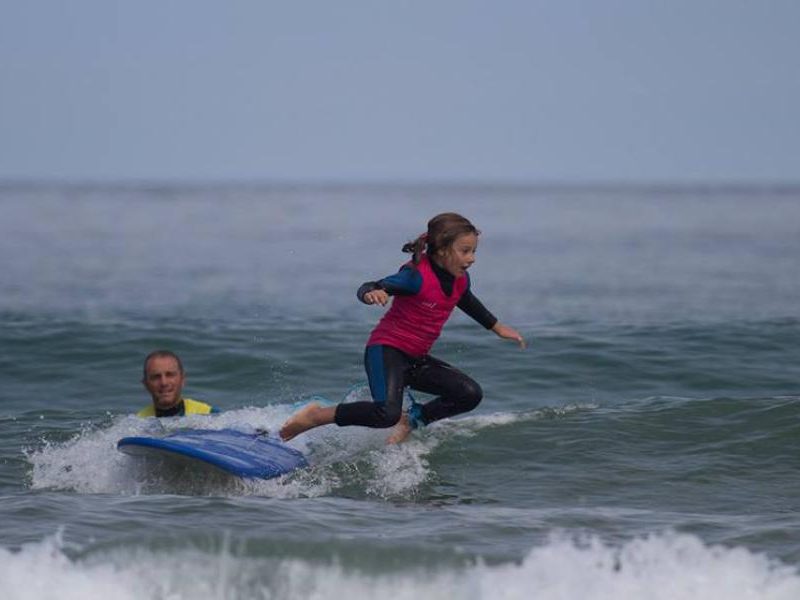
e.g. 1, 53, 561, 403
367, 255, 469, 356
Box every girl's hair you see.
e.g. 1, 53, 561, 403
402, 213, 480, 264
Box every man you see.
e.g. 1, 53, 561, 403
138, 350, 218, 417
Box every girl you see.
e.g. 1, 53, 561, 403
280, 212, 525, 444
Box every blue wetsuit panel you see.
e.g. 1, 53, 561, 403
364, 345, 388, 403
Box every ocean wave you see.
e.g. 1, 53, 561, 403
24, 397, 580, 500
2, 531, 799, 600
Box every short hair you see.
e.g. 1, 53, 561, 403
142, 350, 184, 380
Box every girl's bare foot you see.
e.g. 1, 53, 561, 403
386, 413, 413, 444
279, 403, 335, 441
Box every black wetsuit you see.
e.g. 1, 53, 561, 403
334, 257, 497, 429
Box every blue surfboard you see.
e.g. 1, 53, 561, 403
117, 428, 308, 479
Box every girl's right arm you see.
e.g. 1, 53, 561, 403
357, 265, 422, 305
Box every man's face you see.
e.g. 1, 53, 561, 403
143, 356, 185, 410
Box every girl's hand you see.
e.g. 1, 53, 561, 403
492, 322, 527, 349
363, 289, 390, 306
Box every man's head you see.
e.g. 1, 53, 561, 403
142, 350, 186, 411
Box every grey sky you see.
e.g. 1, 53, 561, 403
1, 1, 798, 183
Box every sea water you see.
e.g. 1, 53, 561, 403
2, 183, 800, 599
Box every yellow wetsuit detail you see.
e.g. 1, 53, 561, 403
136, 398, 214, 417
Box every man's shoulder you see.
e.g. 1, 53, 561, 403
136, 405, 156, 417
183, 398, 218, 414
136, 398, 218, 417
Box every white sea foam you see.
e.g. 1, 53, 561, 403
25, 405, 329, 497
25, 399, 582, 499
2, 532, 799, 600
429, 402, 598, 437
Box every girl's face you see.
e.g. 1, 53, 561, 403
437, 232, 478, 277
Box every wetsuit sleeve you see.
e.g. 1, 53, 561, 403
458, 274, 498, 329
357, 265, 422, 303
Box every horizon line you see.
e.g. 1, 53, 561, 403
2, 177, 800, 193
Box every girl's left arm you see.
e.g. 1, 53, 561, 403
491, 322, 526, 349
458, 277, 526, 349
458, 292, 526, 349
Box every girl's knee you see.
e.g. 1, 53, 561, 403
461, 380, 483, 411
373, 404, 403, 428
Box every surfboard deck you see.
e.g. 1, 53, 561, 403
117, 428, 308, 479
